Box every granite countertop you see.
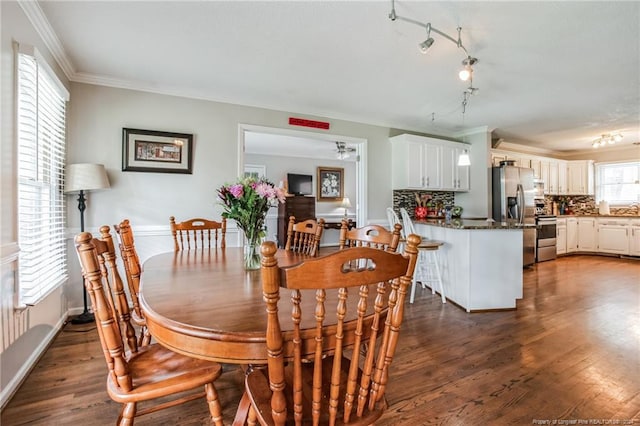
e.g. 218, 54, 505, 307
415, 218, 537, 230
557, 214, 640, 218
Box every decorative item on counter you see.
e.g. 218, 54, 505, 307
414, 193, 431, 219
444, 205, 453, 222
558, 196, 569, 215
452, 205, 463, 218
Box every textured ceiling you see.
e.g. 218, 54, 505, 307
31, 1, 640, 153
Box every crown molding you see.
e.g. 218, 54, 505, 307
18, 0, 76, 79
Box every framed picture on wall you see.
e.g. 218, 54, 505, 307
317, 166, 344, 201
244, 164, 266, 179
122, 128, 193, 174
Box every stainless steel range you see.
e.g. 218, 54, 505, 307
536, 215, 557, 262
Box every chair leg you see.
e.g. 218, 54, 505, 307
247, 405, 258, 426
205, 382, 224, 426
409, 277, 417, 304
118, 402, 136, 426
432, 251, 445, 303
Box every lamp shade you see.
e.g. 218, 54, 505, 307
457, 150, 471, 166
340, 197, 352, 208
65, 163, 111, 193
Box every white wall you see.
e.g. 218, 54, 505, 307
0, 1, 71, 407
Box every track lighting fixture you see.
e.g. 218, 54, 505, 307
419, 37, 435, 54
459, 56, 477, 81
388, 0, 479, 115
418, 24, 435, 54
592, 133, 623, 148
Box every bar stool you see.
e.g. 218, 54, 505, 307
399, 208, 445, 304
386, 207, 405, 250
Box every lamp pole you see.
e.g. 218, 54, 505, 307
70, 189, 93, 324
65, 163, 110, 326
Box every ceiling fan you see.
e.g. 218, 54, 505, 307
335, 141, 356, 160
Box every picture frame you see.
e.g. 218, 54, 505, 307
244, 164, 267, 179
122, 128, 193, 174
317, 166, 344, 201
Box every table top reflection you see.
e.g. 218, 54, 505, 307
139, 247, 379, 365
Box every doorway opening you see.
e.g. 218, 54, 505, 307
238, 124, 368, 243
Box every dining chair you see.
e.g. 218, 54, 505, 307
113, 220, 150, 346
75, 229, 224, 426
339, 219, 403, 252
284, 216, 325, 256
399, 207, 446, 304
170, 216, 226, 251
244, 235, 420, 425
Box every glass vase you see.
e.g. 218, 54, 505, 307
243, 238, 261, 271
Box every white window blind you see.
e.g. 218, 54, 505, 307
595, 161, 640, 205
17, 45, 70, 306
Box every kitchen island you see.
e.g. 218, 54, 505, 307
414, 218, 535, 312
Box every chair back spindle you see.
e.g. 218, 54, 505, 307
245, 234, 420, 425
339, 220, 403, 252
170, 216, 226, 251
74, 228, 224, 425
113, 219, 150, 346
285, 216, 325, 256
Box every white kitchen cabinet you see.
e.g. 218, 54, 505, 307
392, 134, 468, 191
547, 160, 559, 195
441, 142, 470, 191
557, 160, 567, 195
541, 161, 551, 194
424, 143, 441, 189
630, 220, 640, 256
566, 217, 578, 252
567, 160, 594, 195
530, 158, 542, 180
597, 218, 630, 255
455, 146, 470, 191
491, 150, 526, 167
392, 134, 441, 190
491, 152, 508, 167
577, 218, 597, 251
556, 218, 567, 254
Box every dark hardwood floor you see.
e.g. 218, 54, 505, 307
2, 255, 639, 425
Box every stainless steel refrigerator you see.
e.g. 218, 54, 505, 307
492, 164, 536, 267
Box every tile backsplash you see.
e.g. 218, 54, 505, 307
392, 190, 455, 218
545, 194, 639, 216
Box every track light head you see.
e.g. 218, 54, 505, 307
459, 56, 478, 81
418, 37, 434, 54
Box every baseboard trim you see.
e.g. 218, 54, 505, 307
0, 311, 71, 409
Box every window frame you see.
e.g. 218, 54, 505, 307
15, 42, 70, 307
594, 160, 640, 206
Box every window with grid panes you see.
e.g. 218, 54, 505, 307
16, 43, 70, 306
595, 161, 640, 205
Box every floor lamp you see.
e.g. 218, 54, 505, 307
65, 163, 111, 324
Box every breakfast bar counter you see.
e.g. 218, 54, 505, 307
414, 219, 531, 312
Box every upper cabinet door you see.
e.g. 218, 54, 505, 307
567, 160, 594, 195
530, 158, 542, 180
456, 146, 470, 191
440, 144, 456, 190
405, 141, 425, 189
424, 143, 441, 189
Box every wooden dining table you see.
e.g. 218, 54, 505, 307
139, 246, 387, 424
139, 247, 307, 364
141, 245, 387, 356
